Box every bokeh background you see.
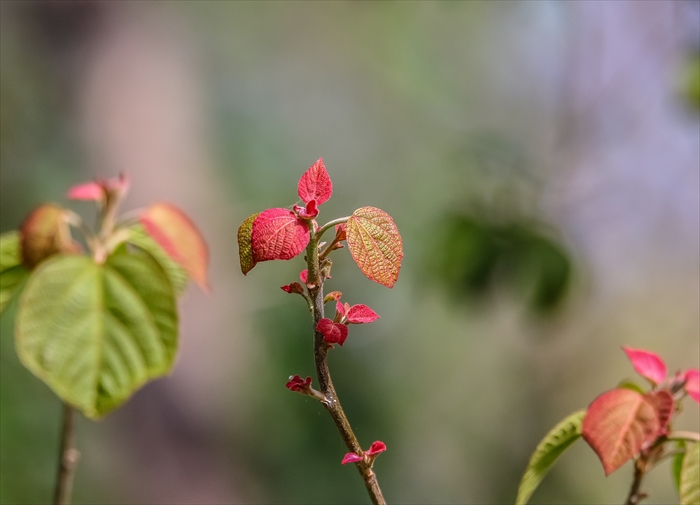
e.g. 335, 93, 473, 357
1, 1, 699, 504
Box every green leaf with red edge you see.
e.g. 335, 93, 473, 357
20, 204, 78, 269
516, 410, 585, 505
346, 207, 403, 288
582, 388, 660, 476
140, 203, 210, 291
238, 213, 259, 275
298, 158, 332, 205
251, 208, 309, 262
680, 442, 699, 505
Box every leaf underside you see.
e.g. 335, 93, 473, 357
582, 388, 660, 476
680, 442, 699, 505
0, 232, 30, 315
127, 225, 189, 296
516, 410, 585, 505
15, 251, 178, 418
347, 206, 403, 288
238, 213, 259, 274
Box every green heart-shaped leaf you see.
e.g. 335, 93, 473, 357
15, 250, 178, 418
680, 442, 699, 505
127, 225, 189, 296
0, 232, 29, 315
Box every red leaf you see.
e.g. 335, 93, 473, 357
623, 347, 667, 385
335, 223, 347, 241
251, 208, 310, 262
347, 207, 403, 288
342, 453, 362, 465
336, 300, 346, 317
238, 213, 260, 275
298, 158, 332, 206
367, 441, 386, 456
685, 369, 700, 404
317, 318, 349, 346
300, 269, 308, 283
582, 388, 660, 475
646, 390, 674, 436
20, 204, 78, 268
281, 282, 305, 295
285, 375, 312, 392
141, 203, 210, 291
346, 304, 380, 324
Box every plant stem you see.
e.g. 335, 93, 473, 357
625, 456, 648, 505
305, 233, 386, 505
54, 403, 79, 505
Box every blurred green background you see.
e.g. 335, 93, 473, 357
1, 1, 699, 504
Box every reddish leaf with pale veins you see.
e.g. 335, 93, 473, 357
582, 388, 660, 475
140, 203, 210, 291
347, 207, 403, 288
346, 304, 380, 324
251, 208, 309, 263
20, 204, 78, 268
317, 318, 349, 346
238, 213, 259, 275
336, 300, 346, 317
298, 158, 332, 205
623, 347, 667, 385
646, 390, 674, 435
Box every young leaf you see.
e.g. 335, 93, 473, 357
646, 390, 674, 435
15, 251, 178, 419
582, 388, 660, 476
238, 213, 260, 275
685, 369, 700, 404
672, 441, 686, 495
346, 207, 403, 288
622, 346, 667, 385
0, 232, 30, 315
140, 203, 210, 291
20, 204, 77, 268
680, 442, 699, 505
251, 208, 310, 262
516, 410, 585, 505
298, 158, 332, 206
345, 304, 380, 324
127, 225, 189, 296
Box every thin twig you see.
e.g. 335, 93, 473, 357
54, 403, 79, 505
305, 230, 386, 505
625, 456, 648, 505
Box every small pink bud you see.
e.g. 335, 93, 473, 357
67, 182, 104, 201
285, 375, 312, 393
366, 441, 387, 456
300, 269, 308, 283
341, 453, 362, 465
685, 369, 700, 404
281, 282, 305, 295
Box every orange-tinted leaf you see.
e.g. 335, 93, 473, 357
347, 207, 403, 288
298, 158, 332, 205
582, 388, 660, 475
251, 208, 309, 262
20, 204, 77, 268
238, 213, 259, 275
140, 203, 209, 291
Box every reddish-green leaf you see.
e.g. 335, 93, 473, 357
238, 213, 259, 275
140, 203, 210, 291
582, 388, 660, 475
298, 158, 332, 205
346, 207, 403, 288
20, 204, 77, 268
251, 208, 309, 262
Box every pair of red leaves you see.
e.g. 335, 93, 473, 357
22, 175, 209, 291
238, 159, 403, 289
582, 347, 699, 475
341, 441, 387, 465
317, 298, 379, 346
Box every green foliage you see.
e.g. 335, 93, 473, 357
15, 251, 178, 419
515, 410, 585, 505
673, 440, 686, 495
0, 232, 29, 315
127, 225, 189, 296
680, 442, 699, 505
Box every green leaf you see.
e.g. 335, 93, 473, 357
127, 225, 189, 296
673, 441, 686, 495
0, 232, 29, 315
15, 251, 178, 419
516, 410, 585, 505
681, 442, 699, 505
617, 379, 646, 395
